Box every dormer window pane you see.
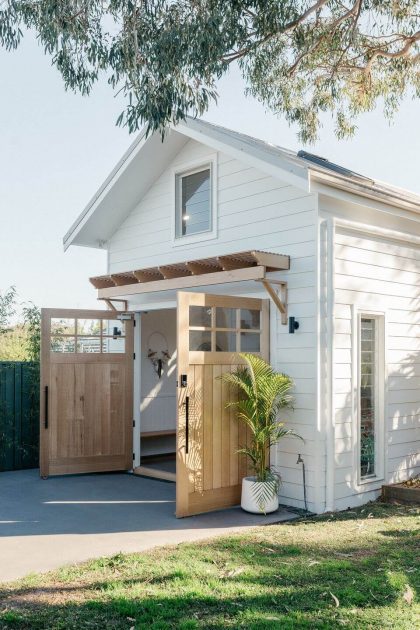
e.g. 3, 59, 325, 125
176, 167, 211, 237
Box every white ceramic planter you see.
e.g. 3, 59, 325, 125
241, 476, 279, 514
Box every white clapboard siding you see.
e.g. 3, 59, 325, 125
140, 395, 176, 433
332, 227, 420, 509
108, 137, 319, 511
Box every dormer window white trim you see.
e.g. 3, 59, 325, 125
171, 154, 218, 246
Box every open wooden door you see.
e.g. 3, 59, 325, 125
176, 292, 269, 517
40, 309, 134, 477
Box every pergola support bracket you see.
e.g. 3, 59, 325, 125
99, 298, 128, 312
258, 278, 288, 325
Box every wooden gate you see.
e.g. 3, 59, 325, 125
40, 309, 134, 477
176, 292, 269, 517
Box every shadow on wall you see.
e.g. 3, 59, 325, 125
336, 347, 420, 500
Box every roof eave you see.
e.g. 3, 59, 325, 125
63, 127, 149, 251
309, 169, 420, 215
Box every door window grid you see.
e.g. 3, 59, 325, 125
50, 318, 126, 353
189, 307, 261, 352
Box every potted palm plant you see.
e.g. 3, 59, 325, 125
221, 353, 302, 514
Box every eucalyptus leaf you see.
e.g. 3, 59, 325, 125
1, 2, 419, 141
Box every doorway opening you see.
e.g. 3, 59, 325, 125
134, 308, 177, 482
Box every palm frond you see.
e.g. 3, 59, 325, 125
220, 353, 302, 485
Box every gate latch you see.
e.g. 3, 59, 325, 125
179, 374, 188, 388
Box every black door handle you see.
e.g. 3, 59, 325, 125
44, 385, 49, 429
185, 395, 189, 454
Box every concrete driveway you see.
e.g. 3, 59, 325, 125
0, 469, 297, 582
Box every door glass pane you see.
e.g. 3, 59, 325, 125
51, 318, 75, 335
216, 307, 236, 329
77, 319, 101, 336
189, 306, 212, 328
189, 330, 212, 351
102, 319, 126, 336
102, 337, 126, 353
51, 337, 75, 353
240, 332, 260, 352
216, 331, 237, 352
360, 317, 376, 478
240, 309, 260, 330
77, 337, 102, 353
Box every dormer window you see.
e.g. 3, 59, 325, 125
175, 166, 211, 238
173, 156, 217, 245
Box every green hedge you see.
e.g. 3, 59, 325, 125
0, 362, 39, 471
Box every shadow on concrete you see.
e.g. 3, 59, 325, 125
0, 469, 295, 538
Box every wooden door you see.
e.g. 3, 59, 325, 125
176, 292, 269, 517
40, 309, 134, 477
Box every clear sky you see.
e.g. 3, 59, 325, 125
1, 32, 419, 316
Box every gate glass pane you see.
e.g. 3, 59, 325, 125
216, 307, 236, 329
102, 320, 126, 336
240, 309, 260, 330
102, 337, 126, 353
51, 318, 75, 335
216, 331, 236, 352
51, 337, 75, 353
77, 337, 101, 353
189, 306, 211, 328
240, 332, 260, 352
189, 330, 211, 351
77, 319, 101, 335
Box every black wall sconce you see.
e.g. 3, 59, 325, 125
289, 316, 300, 334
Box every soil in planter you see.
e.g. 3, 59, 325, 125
399, 476, 420, 489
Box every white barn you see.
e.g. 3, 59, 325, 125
44, 117, 419, 516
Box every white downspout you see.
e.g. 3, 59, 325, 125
325, 217, 336, 512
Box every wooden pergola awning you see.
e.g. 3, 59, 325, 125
91, 250, 289, 291
91, 250, 290, 322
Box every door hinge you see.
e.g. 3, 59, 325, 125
133, 419, 135, 427
133, 452, 135, 460
133, 319, 136, 327
133, 352, 136, 360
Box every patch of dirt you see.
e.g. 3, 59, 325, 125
333, 548, 376, 559
0, 583, 92, 611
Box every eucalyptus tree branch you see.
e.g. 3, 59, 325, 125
0, 1, 419, 141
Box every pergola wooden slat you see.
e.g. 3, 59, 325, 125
90, 250, 290, 323
90, 250, 289, 289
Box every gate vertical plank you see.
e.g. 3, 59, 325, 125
229, 364, 239, 487
194, 364, 204, 493
212, 364, 222, 489
221, 368, 231, 488
203, 364, 213, 491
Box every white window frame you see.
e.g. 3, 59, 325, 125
171, 154, 218, 247
351, 306, 387, 489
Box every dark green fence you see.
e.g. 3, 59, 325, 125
0, 362, 39, 471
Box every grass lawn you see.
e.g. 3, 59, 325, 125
0, 503, 418, 629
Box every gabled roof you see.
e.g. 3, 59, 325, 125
64, 117, 420, 250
